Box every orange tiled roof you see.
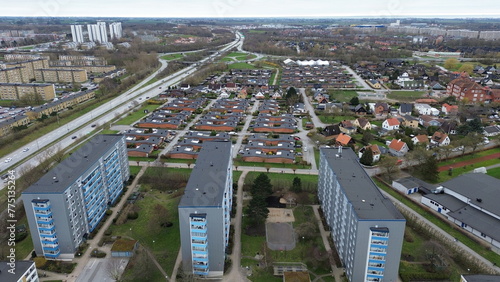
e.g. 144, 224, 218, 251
389, 139, 406, 151
385, 118, 400, 126
336, 133, 351, 146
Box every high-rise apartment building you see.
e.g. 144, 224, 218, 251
87, 21, 108, 43
70, 24, 84, 43
109, 22, 123, 40
22, 135, 129, 259
318, 147, 406, 282
178, 141, 233, 278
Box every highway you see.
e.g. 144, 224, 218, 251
0, 31, 243, 190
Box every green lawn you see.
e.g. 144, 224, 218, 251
108, 188, 181, 276
438, 158, 500, 183
438, 147, 500, 167
228, 62, 256, 69
160, 53, 183, 61
386, 91, 426, 102
317, 114, 356, 124
227, 52, 248, 57
115, 104, 161, 125
327, 90, 360, 102
487, 166, 500, 179
100, 129, 120, 134
373, 178, 500, 266
244, 172, 318, 192
129, 166, 141, 176
247, 30, 267, 34
233, 160, 311, 169
12, 216, 34, 260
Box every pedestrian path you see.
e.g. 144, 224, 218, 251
438, 152, 500, 172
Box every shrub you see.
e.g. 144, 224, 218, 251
127, 211, 139, 220
34, 257, 47, 268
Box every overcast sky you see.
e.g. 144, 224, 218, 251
2, 0, 500, 18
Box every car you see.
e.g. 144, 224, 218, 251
22, 148, 29, 152
146, 96, 150, 99
91, 124, 97, 128
71, 136, 77, 139
452, 145, 464, 152
294, 144, 302, 148
4, 158, 12, 163
159, 87, 162, 89
303, 147, 308, 152
293, 136, 301, 141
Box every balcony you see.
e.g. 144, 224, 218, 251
44, 250, 60, 258
36, 218, 54, 224
43, 245, 60, 252
33, 205, 50, 211
193, 262, 209, 269
38, 225, 55, 232
192, 256, 208, 261
190, 217, 206, 223
41, 238, 58, 244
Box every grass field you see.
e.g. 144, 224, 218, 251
327, 90, 359, 102
228, 62, 256, 69
244, 172, 318, 193
108, 188, 182, 277
115, 104, 160, 125
487, 166, 500, 179
160, 53, 183, 61
233, 160, 311, 169
317, 114, 356, 124
100, 129, 120, 134
387, 90, 427, 102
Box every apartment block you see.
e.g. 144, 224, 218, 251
0, 114, 30, 137
178, 141, 233, 278
109, 22, 123, 39
0, 67, 29, 83
22, 135, 129, 259
47, 64, 116, 74
0, 83, 55, 101
34, 68, 88, 83
70, 24, 84, 43
0, 260, 38, 282
87, 21, 108, 43
1, 58, 50, 81
58, 55, 108, 66
4, 53, 50, 62
318, 147, 405, 282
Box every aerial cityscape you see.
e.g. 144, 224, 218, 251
0, 2, 500, 282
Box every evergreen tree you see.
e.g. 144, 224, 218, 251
421, 155, 439, 182
360, 147, 374, 166
291, 177, 302, 193
349, 97, 360, 105
251, 173, 273, 196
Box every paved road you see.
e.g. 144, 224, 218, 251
0, 34, 243, 191
224, 170, 250, 282
232, 100, 260, 159
299, 88, 327, 129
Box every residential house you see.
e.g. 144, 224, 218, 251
353, 117, 371, 131
440, 120, 458, 135
373, 102, 389, 116
441, 103, 459, 115
412, 134, 429, 147
388, 139, 409, 157
419, 115, 442, 128
414, 103, 439, 116
322, 124, 341, 139
293, 103, 306, 114
353, 104, 368, 115
128, 144, 155, 157
484, 125, 500, 137
401, 115, 419, 129
335, 133, 352, 146
430, 131, 450, 147
366, 79, 382, 89
271, 91, 283, 99
255, 91, 265, 99
358, 144, 382, 162
382, 118, 400, 131
339, 120, 357, 135
398, 103, 413, 115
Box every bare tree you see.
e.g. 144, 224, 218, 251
106, 259, 122, 281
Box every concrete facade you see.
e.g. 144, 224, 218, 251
318, 147, 405, 282
178, 141, 233, 278
22, 135, 129, 259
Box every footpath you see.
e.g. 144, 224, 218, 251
438, 152, 500, 172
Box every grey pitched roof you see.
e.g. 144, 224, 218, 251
441, 173, 500, 217
448, 205, 500, 243
399, 103, 413, 113
423, 193, 467, 212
